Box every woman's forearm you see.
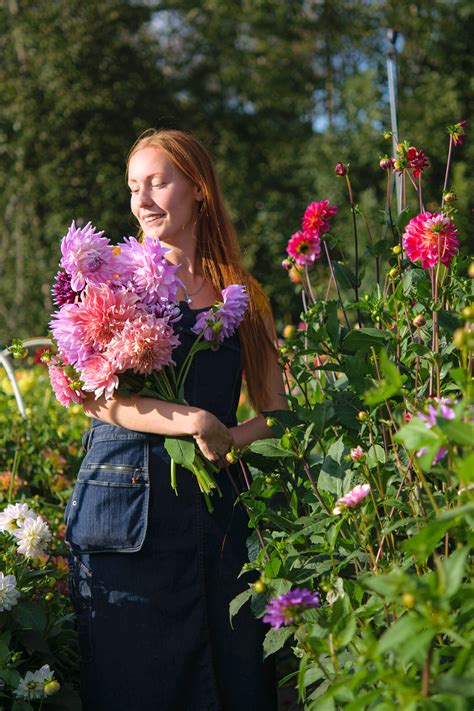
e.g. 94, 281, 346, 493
83, 391, 209, 438
229, 415, 276, 450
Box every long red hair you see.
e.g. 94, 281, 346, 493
126, 129, 278, 413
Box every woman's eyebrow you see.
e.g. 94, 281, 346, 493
128, 172, 168, 184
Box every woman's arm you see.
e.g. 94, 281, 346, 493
229, 311, 288, 450
83, 392, 233, 467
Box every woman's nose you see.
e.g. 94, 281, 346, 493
136, 188, 153, 207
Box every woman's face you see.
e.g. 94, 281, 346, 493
128, 147, 202, 242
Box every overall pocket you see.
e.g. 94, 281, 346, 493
66, 434, 150, 553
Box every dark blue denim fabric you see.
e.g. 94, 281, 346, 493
65, 303, 277, 711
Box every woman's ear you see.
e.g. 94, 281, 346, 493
194, 184, 204, 202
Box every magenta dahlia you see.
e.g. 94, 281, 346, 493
191, 285, 249, 343
302, 200, 338, 237
286, 230, 320, 266
263, 588, 321, 629
52, 271, 76, 306
60, 221, 119, 292
407, 147, 429, 178
116, 236, 182, 304
403, 212, 460, 269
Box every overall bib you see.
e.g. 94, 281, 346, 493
65, 302, 277, 711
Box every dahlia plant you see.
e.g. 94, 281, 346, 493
230, 122, 473, 709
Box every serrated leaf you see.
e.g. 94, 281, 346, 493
229, 587, 253, 627
263, 626, 293, 658
342, 328, 390, 354
11, 601, 46, 634
249, 439, 293, 457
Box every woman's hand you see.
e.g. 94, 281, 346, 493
192, 410, 234, 469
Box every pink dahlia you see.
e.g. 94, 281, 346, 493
286, 230, 320, 266
116, 236, 182, 304
302, 200, 338, 237
48, 363, 85, 407
403, 212, 459, 269
191, 285, 249, 342
80, 354, 119, 400
70, 283, 140, 351
333, 483, 370, 515
60, 221, 119, 292
49, 303, 94, 367
107, 314, 180, 375
263, 588, 321, 629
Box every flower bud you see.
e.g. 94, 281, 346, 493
225, 449, 238, 464
350, 446, 364, 461
283, 324, 296, 339
413, 315, 426, 328
265, 477, 273, 485
44, 681, 60, 696
266, 417, 277, 428
453, 328, 466, 348
468, 261, 474, 279
393, 159, 402, 171
357, 411, 368, 422
288, 266, 303, 284
391, 245, 402, 255
253, 580, 266, 593
44, 592, 54, 602
335, 162, 347, 177
281, 258, 291, 270
461, 305, 473, 320
383, 131, 392, 140
389, 267, 398, 278
379, 157, 392, 170
443, 191, 456, 203
401, 592, 416, 609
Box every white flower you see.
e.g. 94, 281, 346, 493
13, 517, 52, 558
14, 664, 54, 700
0, 572, 20, 611
326, 577, 345, 606
0, 503, 37, 533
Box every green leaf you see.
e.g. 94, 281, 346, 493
456, 453, 474, 483
365, 444, 386, 468
365, 349, 404, 405
333, 261, 358, 289
394, 417, 439, 450
249, 439, 293, 457
263, 627, 293, 658
437, 419, 474, 446
378, 614, 427, 655
0, 668, 20, 687
264, 557, 282, 579
332, 390, 363, 431
11, 601, 47, 634
318, 438, 352, 495
442, 547, 470, 598
229, 587, 253, 627
12, 703, 34, 711
163, 437, 195, 468
342, 328, 390, 354
432, 675, 474, 697
311, 402, 335, 434
402, 519, 453, 560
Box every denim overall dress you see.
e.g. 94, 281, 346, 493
64, 301, 277, 711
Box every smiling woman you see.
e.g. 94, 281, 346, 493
65, 129, 286, 710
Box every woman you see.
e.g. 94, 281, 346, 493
65, 129, 287, 710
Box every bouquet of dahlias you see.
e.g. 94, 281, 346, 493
12, 222, 248, 508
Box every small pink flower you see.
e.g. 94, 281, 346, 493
333, 484, 370, 515
407, 147, 429, 178
48, 364, 85, 407
302, 200, 338, 237
286, 231, 320, 266
403, 212, 459, 269
335, 162, 347, 177
350, 446, 364, 461
80, 354, 119, 400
